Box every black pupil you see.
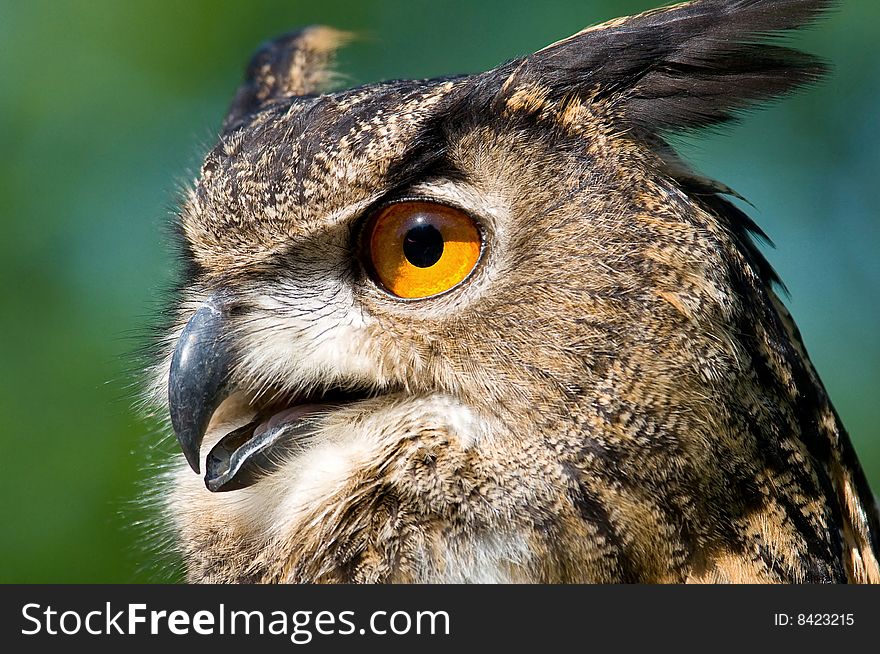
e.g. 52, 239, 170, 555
403, 221, 444, 268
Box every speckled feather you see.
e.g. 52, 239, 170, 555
155, 0, 879, 583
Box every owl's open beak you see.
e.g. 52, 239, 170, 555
168, 299, 234, 474
167, 297, 380, 491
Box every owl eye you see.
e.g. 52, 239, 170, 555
364, 201, 482, 299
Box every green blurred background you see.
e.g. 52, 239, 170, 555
0, 0, 877, 582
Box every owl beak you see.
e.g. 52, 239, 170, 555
168, 298, 235, 474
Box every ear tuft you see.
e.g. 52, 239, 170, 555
223, 26, 354, 133
501, 0, 835, 132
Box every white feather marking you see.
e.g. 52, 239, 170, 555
435, 533, 533, 583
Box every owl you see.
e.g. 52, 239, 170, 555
149, 0, 880, 583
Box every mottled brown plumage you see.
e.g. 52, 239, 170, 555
150, 0, 880, 583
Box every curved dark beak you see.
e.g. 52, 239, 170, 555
168, 299, 235, 474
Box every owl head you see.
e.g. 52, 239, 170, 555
150, 0, 880, 583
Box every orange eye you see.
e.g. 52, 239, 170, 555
365, 201, 482, 299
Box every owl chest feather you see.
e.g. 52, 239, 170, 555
171, 384, 877, 584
